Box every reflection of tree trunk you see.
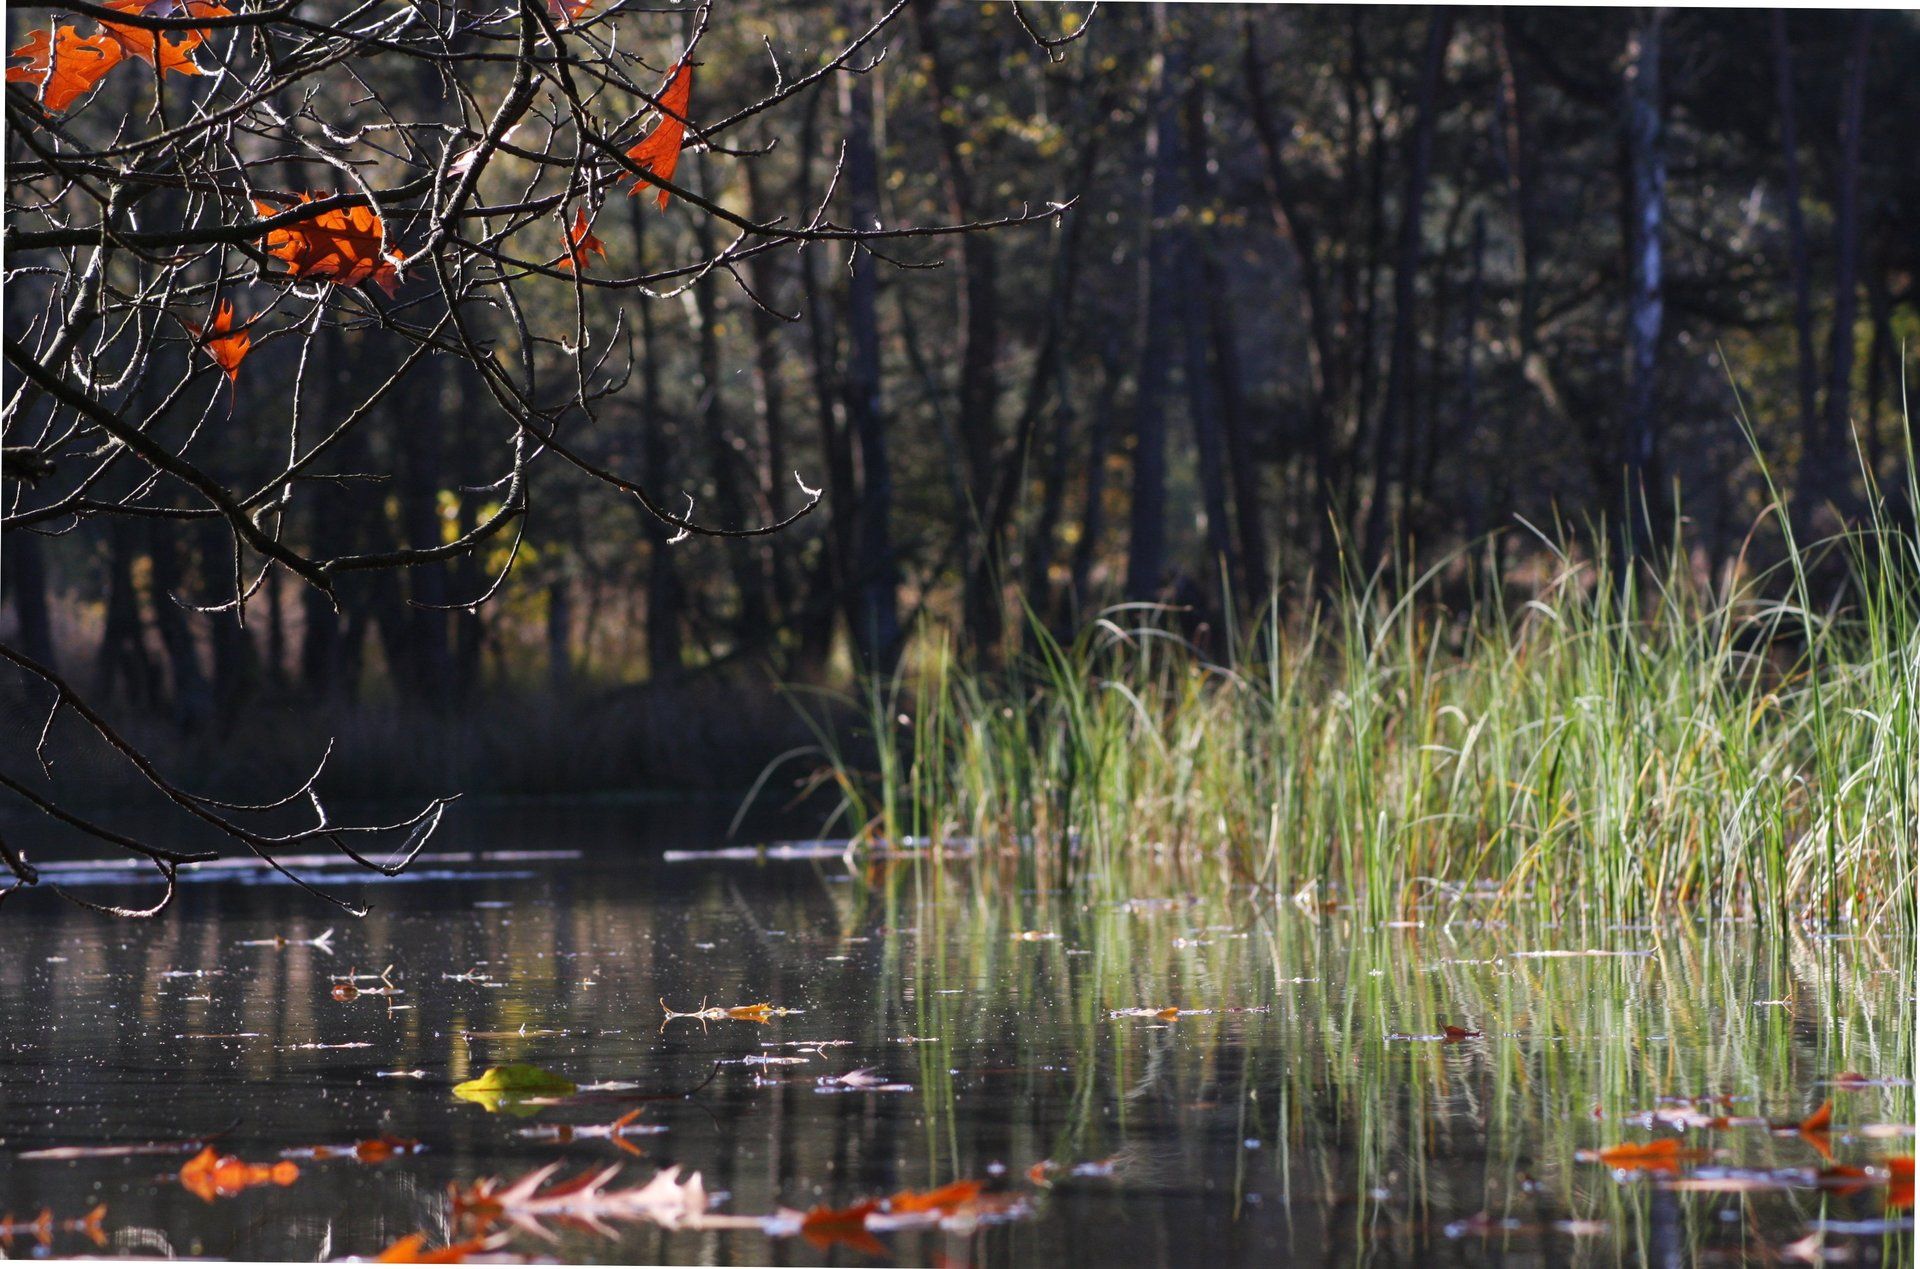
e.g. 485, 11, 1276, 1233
1620, 8, 1666, 561
1815, 11, 1870, 511
839, 10, 900, 668
2, 530, 58, 671
1068, 341, 1124, 620
1363, 7, 1454, 567
397, 362, 451, 710
1771, 12, 1819, 443
1125, 6, 1182, 602
546, 580, 571, 695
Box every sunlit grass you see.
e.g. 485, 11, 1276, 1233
796, 451, 1919, 939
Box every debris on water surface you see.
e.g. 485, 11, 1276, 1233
0, 1204, 107, 1250
280, 1135, 423, 1164
516, 1110, 666, 1155
239, 927, 335, 953
453, 1065, 578, 1115
660, 998, 803, 1030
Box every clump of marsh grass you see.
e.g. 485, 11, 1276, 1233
791, 463, 1918, 937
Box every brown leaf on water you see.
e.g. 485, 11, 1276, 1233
1888, 1156, 1913, 1210
885, 1179, 984, 1216
1799, 1098, 1833, 1134
179, 1146, 299, 1201
1576, 1139, 1708, 1173
798, 1200, 885, 1256
373, 1232, 499, 1263
1443, 1024, 1483, 1043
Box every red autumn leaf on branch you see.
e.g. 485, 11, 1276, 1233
254, 196, 404, 295
545, 0, 592, 25
185, 299, 251, 382
96, 0, 219, 80
625, 61, 693, 210
557, 206, 606, 272
7, 26, 124, 113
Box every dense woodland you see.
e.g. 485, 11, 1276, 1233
3, 3, 1917, 800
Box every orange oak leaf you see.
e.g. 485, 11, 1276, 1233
254, 196, 404, 295
545, 0, 592, 24
184, 300, 251, 382
799, 1200, 885, 1256
97, 0, 211, 80
625, 60, 692, 210
1799, 1098, 1833, 1134
7, 26, 125, 113
1576, 1139, 1708, 1173
557, 206, 605, 272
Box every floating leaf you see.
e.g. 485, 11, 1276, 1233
1799, 1099, 1833, 1134
373, 1232, 499, 1263
453, 1064, 576, 1116
625, 61, 692, 210
798, 1200, 885, 1256
0, 1204, 106, 1250
885, 1179, 983, 1216
454, 1162, 721, 1239
1576, 1139, 1708, 1173
1443, 1024, 1483, 1043
178, 1146, 299, 1201
1888, 1156, 1913, 1210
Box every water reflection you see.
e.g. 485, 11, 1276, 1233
0, 802, 1911, 1265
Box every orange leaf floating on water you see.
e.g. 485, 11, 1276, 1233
557, 206, 605, 272
185, 300, 251, 382
625, 61, 693, 210
1576, 1139, 1708, 1173
1888, 1156, 1913, 1210
373, 1232, 497, 1263
0, 1204, 107, 1250
1156, 1006, 1182, 1020
178, 1146, 299, 1201
7, 26, 125, 113
799, 1200, 885, 1256
1443, 1024, 1483, 1043
886, 1179, 984, 1215
254, 195, 404, 295
1799, 1099, 1833, 1134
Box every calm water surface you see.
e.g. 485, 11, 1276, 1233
1, 802, 1912, 1265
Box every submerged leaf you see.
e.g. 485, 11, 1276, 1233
453, 1064, 576, 1115
179, 1146, 299, 1201
1576, 1139, 1708, 1173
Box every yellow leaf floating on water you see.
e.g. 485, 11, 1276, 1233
452, 1064, 575, 1116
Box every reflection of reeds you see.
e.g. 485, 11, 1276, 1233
878, 871, 1914, 1264
800, 473, 1918, 937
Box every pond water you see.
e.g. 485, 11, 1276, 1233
1, 801, 1912, 1265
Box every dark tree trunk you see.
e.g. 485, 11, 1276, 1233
743, 161, 794, 627
546, 580, 572, 696
1771, 12, 1819, 443
1620, 8, 1667, 562
627, 195, 686, 681
1363, 7, 1454, 567
912, 0, 1004, 655
95, 521, 158, 708
1125, 5, 1184, 602
839, 13, 901, 669
2, 530, 58, 671
1814, 11, 1870, 512
144, 518, 212, 731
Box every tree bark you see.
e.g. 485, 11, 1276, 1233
1363, 7, 1455, 567
1814, 11, 1870, 511
1620, 8, 1667, 561
1770, 11, 1819, 443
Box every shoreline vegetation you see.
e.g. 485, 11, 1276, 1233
795, 477, 1919, 940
